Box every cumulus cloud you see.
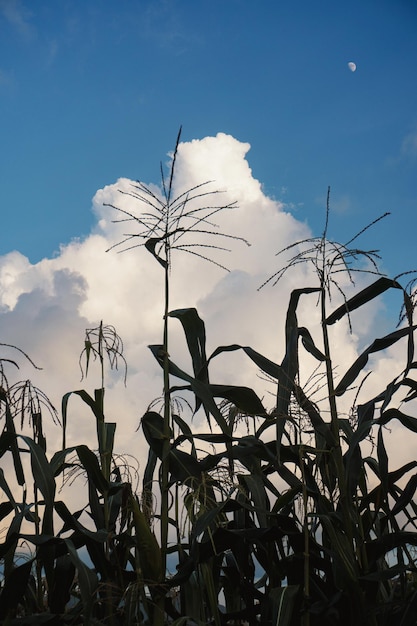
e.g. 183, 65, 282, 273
0, 132, 412, 483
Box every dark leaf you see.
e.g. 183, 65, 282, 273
366, 532, 417, 566
392, 474, 417, 516
55, 501, 108, 542
129, 493, 163, 585
0, 501, 13, 522
334, 326, 416, 396
145, 236, 168, 268
209, 384, 266, 415
298, 327, 326, 361
141, 411, 167, 458
269, 585, 300, 626
20, 435, 55, 536
0, 558, 34, 619
169, 307, 208, 382
64, 538, 98, 623
76, 444, 109, 494
325, 277, 403, 325
49, 554, 76, 614
377, 408, 417, 433
149, 345, 231, 435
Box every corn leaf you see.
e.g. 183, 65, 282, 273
325, 277, 404, 325
334, 326, 417, 396
65, 537, 98, 623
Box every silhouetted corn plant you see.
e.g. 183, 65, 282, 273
106, 127, 249, 625
3, 141, 417, 625
142, 191, 417, 624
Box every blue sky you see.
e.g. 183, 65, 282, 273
1, 0, 416, 277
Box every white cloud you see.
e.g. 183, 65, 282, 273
0, 0, 34, 39
0, 132, 413, 491
401, 128, 417, 159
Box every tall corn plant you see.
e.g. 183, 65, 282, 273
0, 355, 101, 623
106, 127, 249, 622
0, 326, 142, 624
143, 191, 417, 624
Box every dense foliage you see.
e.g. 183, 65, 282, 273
1, 134, 417, 624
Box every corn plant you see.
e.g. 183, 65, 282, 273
2, 134, 417, 626
105, 126, 249, 625
0, 326, 146, 625
140, 190, 417, 624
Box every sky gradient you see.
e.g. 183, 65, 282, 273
1, 0, 416, 275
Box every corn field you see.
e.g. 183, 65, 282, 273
1, 132, 417, 625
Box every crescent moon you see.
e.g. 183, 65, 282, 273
348, 62, 357, 72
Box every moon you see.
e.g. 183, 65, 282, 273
348, 61, 357, 72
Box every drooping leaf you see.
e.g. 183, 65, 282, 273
298, 327, 326, 361
365, 531, 417, 566
2, 400, 25, 486
240, 474, 270, 527
145, 236, 168, 268
208, 344, 285, 380
0, 467, 17, 508
76, 444, 109, 494
149, 345, 231, 435
293, 384, 335, 446
173, 412, 198, 457
0, 507, 25, 561
209, 384, 266, 415
325, 277, 404, 325
62, 388, 105, 425
169, 307, 208, 382
334, 326, 417, 396
169, 448, 204, 485
377, 407, 417, 433
391, 474, 417, 516
141, 411, 168, 458
377, 427, 389, 499
55, 500, 108, 542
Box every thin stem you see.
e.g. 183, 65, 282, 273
161, 260, 171, 574
155, 238, 172, 625
300, 445, 310, 626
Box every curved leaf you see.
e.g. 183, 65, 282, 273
145, 236, 168, 268
334, 326, 417, 396
377, 408, 417, 433
149, 345, 231, 435
209, 384, 266, 415
392, 474, 417, 516
325, 277, 404, 325
298, 327, 326, 361
141, 410, 167, 458
169, 307, 208, 382
55, 500, 108, 542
